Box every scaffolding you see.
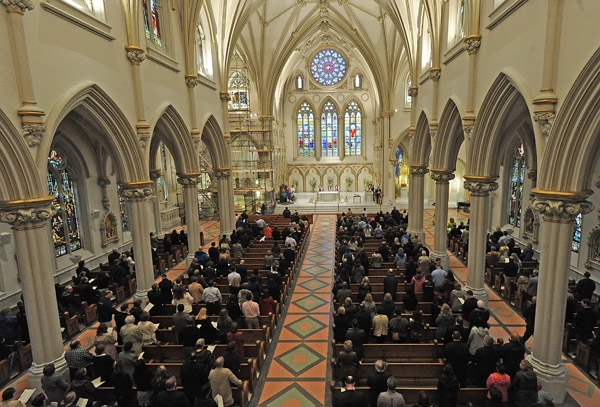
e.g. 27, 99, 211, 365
228, 51, 275, 213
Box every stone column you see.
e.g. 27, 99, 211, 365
214, 169, 234, 234
0, 197, 68, 389
118, 182, 154, 303
407, 165, 429, 243
430, 170, 455, 271
529, 193, 593, 403
149, 170, 162, 234
178, 174, 201, 266
463, 177, 498, 304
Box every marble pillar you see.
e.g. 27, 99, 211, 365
430, 170, 455, 271
178, 174, 201, 266
463, 177, 498, 305
529, 194, 593, 403
0, 197, 68, 389
118, 182, 154, 304
407, 165, 428, 244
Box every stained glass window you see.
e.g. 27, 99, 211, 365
508, 143, 525, 227
196, 24, 206, 75
229, 73, 248, 109
119, 195, 129, 232
458, 0, 465, 38
344, 101, 362, 156
321, 101, 338, 157
143, 0, 163, 48
47, 150, 82, 258
572, 213, 582, 252
310, 49, 347, 86
297, 102, 315, 156
406, 75, 413, 105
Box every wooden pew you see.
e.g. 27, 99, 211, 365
330, 385, 487, 406
332, 342, 441, 363
338, 361, 445, 385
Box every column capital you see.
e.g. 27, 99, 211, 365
533, 111, 556, 137
430, 170, 455, 183
220, 92, 231, 102
463, 34, 482, 55
125, 46, 145, 64
531, 189, 594, 219
118, 181, 154, 201
185, 75, 199, 88
213, 169, 231, 179
177, 173, 201, 187
0, 196, 55, 227
22, 123, 45, 147
408, 86, 418, 97
429, 67, 441, 81
410, 165, 429, 176
1, 0, 34, 14
463, 176, 498, 195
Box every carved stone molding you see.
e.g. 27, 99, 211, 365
429, 123, 438, 140
97, 177, 111, 188
410, 166, 429, 176
177, 174, 200, 187
125, 46, 145, 64
464, 179, 499, 195
0, 197, 55, 227
22, 123, 45, 146
429, 68, 441, 81
533, 112, 555, 137
527, 170, 537, 182
463, 125, 474, 141
149, 169, 161, 181
430, 171, 455, 183
136, 122, 151, 148
408, 86, 419, 97
1, 0, 34, 14
532, 199, 594, 220
213, 170, 231, 180
220, 92, 231, 102
463, 35, 482, 55
378, 111, 394, 119
185, 75, 199, 88
118, 182, 154, 201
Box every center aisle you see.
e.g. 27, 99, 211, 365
257, 215, 336, 407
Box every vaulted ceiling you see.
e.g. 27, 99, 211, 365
205, 0, 443, 114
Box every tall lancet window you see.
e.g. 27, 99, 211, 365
344, 101, 362, 156
143, 0, 164, 48
47, 150, 82, 258
321, 101, 338, 157
297, 102, 315, 156
508, 143, 525, 227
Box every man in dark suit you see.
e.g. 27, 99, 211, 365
499, 332, 525, 379
345, 319, 366, 361
366, 360, 391, 407
576, 271, 596, 301
442, 330, 470, 387
334, 376, 367, 407
383, 268, 398, 301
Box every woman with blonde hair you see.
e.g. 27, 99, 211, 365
196, 307, 218, 344
435, 303, 454, 343
357, 276, 372, 303
137, 311, 158, 345
361, 292, 377, 317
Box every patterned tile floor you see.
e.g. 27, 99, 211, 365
256, 214, 336, 407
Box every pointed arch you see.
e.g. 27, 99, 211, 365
42, 83, 145, 182
0, 109, 43, 200
469, 73, 536, 176
539, 46, 600, 192
149, 105, 199, 175
200, 115, 229, 170
432, 99, 464, 171
412, 112, 432, 166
